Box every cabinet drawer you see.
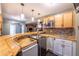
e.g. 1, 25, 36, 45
64, 40, 73, 46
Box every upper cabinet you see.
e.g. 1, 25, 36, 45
55, 14, 63, 28
63, 11, 73, 28
41, 11, 74, 28
0, 14, 2, 33
0, 4, 2, 34
0, 14, 2, 23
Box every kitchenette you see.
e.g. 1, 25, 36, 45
0, 3, 79, 56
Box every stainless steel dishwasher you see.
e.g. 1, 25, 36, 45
38, 36, 47, 56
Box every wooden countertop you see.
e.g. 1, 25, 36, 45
0, 33, 37, 56
40, 34, 76, 42
0, 35, 21, 56
15, 31, 44, 36
16, 38, 37, 48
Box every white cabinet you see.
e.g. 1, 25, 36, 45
53, 39, 63, 55
63, 40, 73, 56
53, 38, 75, 56
63, 45, 72, 56
47, 37, 54, 52
72, 42, 76, 56
46, 37, 76, 56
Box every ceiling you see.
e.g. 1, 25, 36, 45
1, 3, 74, 23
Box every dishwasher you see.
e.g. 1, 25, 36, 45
38, 36, 47, 56
22, 44, 38, 56
30, 35, 47, 56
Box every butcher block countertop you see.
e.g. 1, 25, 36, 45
16, 31, 44, 36
40, 34, 76, 42
0, 34, 37, 56
16, 38, 37, 48
0, 35, 21, 56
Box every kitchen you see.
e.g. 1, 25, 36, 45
0, 3, 79, 56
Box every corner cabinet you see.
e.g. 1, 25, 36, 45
63, 11, 73, 28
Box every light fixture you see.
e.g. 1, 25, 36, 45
20, 3, 25, 20
37, 13, 41, 22
31, 9, 35, 22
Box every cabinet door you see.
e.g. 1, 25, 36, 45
63, 40, 73, 56
49, 16, 54, 21
63, 45, 72, 56
63, 11, 73, 28
53, 39, 63, 55
0, 15, 2, 32
47, 37, 54, 52
0, 23, 2, 31
43, 17, 48, 24
55, 14, 63, 28
0, 15, 2, 22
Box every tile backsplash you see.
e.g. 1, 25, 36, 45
44, 28, 75, 36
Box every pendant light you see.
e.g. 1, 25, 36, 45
20, 3, 25, 20
31, 9, 35, 22
37, 13, 41, 22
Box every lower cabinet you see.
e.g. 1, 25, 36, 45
53, 38, 63, 56
63, 45, 72, 56
47, 37, 76, 56
62, 40, 73, 56
72, 42, 76, 56
22, 44, 38, 56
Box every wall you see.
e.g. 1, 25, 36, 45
2, 19, 26, 35
2, 19, 10, 35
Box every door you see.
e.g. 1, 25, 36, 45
55, 14, 63, 28
63, 11, 73, 28
10, 23, 16, 35
16, 23, 22, 33
53, 39, 63, 55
